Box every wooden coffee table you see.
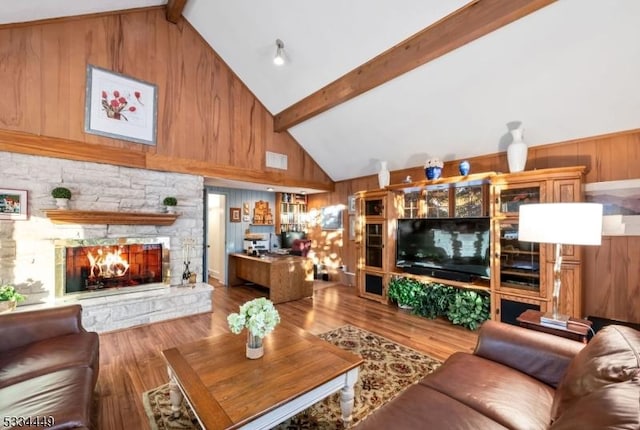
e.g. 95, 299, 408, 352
162, 322, 363, 429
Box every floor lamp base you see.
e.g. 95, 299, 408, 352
540, 312, 569, 328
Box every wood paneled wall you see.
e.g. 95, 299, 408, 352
309, 129, 640, 324
0, 8, 332, 191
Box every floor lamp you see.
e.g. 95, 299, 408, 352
518, 203, 603, 327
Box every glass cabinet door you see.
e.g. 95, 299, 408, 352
454, 184, 485, 217
497, 220, 541, 294
403, 191, 420, 218
495, 183, 544, 217
425, 187, 449, 218
364, 198, 384, 217
364, 222, 384, 268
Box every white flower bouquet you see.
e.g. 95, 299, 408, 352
424, 158, 444, 168
227, 297, 281, 338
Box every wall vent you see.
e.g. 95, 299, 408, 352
266, 151, 288, 170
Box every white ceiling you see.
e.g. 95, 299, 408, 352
3, 0, 640, 186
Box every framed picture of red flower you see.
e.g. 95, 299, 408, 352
84, 65, 158, 145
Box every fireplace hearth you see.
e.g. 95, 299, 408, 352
55, 237, 170, 298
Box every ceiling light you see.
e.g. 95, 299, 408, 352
267, 187, 275, 192
273, 39, 285, 66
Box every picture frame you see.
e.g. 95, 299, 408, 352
84, 65, 158, 145
320, 206, 343, 230
348, 195, 356, 215
585, 178, 640, 236
230, 207, 241, 223
349, 215, 356, 241
0, 188, 28, 220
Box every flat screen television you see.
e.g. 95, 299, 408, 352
280, 231, 306, 249
396, 217, 491, 282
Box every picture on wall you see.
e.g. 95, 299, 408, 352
230, 207, 241, 223
320, 206, 343, 230
585, 178, 640, 236
84, 65, 158, 145
0, 188, 28, 220
348, 195, 356, 214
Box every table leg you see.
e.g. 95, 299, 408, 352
340, 368, 359, 428
167, 367, 183, 419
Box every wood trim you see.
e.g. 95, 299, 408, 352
43, 210, 179, 225
274, 0, 556, 132
0, 130, 147, 169
166, 0, 188, 24
0, 130, 333, 191
0, 6, 166, 30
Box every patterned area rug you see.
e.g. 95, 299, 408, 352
142, 325, 441, 429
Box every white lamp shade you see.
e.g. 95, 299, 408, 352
518, 203, 603, 245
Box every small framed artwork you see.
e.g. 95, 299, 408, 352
321, 206, 343, 230
84, 65, 158, 145
349, 215, 356, 241
348, 195, 356, 214
230, 207, 241, 223
0, 188, 28, 220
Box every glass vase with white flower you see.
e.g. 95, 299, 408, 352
424, 158, 444, 180
227, 297, 281, 359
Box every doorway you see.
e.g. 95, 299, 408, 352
206, 192, 226, 284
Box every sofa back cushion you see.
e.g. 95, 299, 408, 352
550, 325, 640, 427
0, 305, 84, 353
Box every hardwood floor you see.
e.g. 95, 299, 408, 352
95, 282, 478, 429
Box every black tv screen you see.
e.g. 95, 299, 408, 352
396, 217, 491, 280
280, 231, 306, 249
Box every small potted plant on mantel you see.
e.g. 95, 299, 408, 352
51, 186, 72, 210
0, 283, 26, 313
163, 196, 178, 214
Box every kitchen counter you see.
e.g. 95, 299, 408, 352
228, 253, 314, 304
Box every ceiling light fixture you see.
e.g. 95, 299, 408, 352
267, 187, 275, 192
273, 39, 285, 66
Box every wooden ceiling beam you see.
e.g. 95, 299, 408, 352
166, 0, 188, 24
274, 0, 556, 132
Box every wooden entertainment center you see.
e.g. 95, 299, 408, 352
355, 166, 586, 324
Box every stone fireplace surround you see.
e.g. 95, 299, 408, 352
0, 151, 213, 333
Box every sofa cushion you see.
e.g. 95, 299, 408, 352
551, 325, 640, 421
0, 332, 99, 388
549, 378, 640, 430
0, 367, 95, 430
420, 352, 555, 430
356, 381, 508, 430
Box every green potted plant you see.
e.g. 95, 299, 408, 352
446, 290, 490, 330
388, 276, 424, 309
163, 196, 178, 214
51, 186, 72, 210
0, 283, 26, 313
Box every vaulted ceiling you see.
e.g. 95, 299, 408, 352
3, 0, 640, 184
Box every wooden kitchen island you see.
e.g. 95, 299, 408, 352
228, 253, 314, 304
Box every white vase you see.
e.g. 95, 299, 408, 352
378, 161, 390, 189
507, 128, 528, 173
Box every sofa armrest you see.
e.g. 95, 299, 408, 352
0, 305, 86, 353
474, 320, 584, 388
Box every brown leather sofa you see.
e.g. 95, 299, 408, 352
357, 320, 640, 430
0, 305, 100, 429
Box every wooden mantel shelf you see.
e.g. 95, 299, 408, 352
43, 209, 179, 226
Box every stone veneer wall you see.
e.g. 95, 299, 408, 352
0, 151, 205, 307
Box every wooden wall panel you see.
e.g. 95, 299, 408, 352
0, 8, 332, 190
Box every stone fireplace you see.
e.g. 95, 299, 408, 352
55, 237, 170, 298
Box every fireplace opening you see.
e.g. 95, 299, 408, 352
56, 237, 170, 297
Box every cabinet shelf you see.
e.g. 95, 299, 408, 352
43, 209, 179, 225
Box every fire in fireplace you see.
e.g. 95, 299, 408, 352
55, 237, 170, 297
